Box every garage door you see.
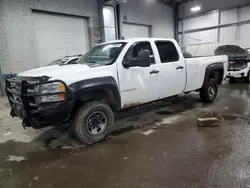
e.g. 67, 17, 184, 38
123, 23, 150, 39
33, 12, 89, 66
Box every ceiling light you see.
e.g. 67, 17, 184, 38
191, 6, 201, 12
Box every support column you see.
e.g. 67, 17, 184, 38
98, 0, 105, 43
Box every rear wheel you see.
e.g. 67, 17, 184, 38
73, 101, 114, 145
244, 71, 250, 83
200, 78, 218, 103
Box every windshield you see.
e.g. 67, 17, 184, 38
77, 43, 126, 66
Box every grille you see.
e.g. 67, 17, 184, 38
6, 78, 37, 108
228, 62, 246, 71
6, 80, 22, 105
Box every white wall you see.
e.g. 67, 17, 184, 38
120, 0, 174, 38
179, 4, 250, 56
183, 11, 218, 31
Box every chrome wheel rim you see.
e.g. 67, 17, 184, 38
86, 111, 107, 136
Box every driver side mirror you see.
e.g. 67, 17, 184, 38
124, 50, 151, 68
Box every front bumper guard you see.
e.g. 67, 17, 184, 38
5, 78, 68, 128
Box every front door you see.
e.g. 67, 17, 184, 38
117, 41, 159, 108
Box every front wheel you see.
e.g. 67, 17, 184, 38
199, 78, 218, 103
73, 101, 114, 145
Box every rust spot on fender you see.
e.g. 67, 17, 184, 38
123, 102, 143, 108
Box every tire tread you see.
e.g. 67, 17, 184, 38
73, 101, 114, 145
200, 78, 218, 103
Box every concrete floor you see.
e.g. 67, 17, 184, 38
1, 82, 250, 188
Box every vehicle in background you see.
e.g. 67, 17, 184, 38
46, 54, 82, 66
215, 45, 250, 83
246, 48, 250, 55
6, 38, 228, 145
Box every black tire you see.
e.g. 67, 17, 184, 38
244, 71, 250, 83
73, 101, 114, 145
229, 77, 236, 84
200, 78, 218, 103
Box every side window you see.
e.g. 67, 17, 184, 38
155, 41, 179, 63
123, 42, 155, 65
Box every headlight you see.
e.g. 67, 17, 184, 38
240, 64, 247, 70
235, 63, 247, 71
40, 82, 66, 103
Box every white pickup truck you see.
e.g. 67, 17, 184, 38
6, 38, 228, 144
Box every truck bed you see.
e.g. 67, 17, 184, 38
184, 55, 228, 92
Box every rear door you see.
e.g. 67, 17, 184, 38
153, 40, 186, 98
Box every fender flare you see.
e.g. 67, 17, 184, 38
68, 77, 121, 110
202, 62, 224, 86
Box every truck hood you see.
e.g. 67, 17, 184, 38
17, 64, 116, 86
18, 64, 90, 78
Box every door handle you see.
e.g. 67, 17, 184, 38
176, 66, 184, 70
150, 70, 160, 74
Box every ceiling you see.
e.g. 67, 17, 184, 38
104, 0, 192, 6
161, 0, 193, 6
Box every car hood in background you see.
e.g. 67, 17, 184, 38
17, 64, 90, 78
214, 45, 250, 61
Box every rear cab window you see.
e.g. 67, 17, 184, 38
155, 41, 179, 63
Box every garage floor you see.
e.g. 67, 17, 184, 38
1, 82, 250, 188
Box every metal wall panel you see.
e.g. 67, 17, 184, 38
183, 29, 217, 46
186, 43, 217, 56
221, 9, 237, 25
183, 12, 218, 31
182, 29, 217, 56
219, 26, 237, 45
239, 23, 250, 48
240, 6, 250, 21
178, 4, 250, 56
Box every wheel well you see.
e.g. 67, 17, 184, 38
209, 69, 223, 85
72, 88, 119, 116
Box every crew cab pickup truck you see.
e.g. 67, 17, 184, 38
5, 38, 228, 144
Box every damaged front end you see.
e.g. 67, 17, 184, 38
5, 77, 73, 129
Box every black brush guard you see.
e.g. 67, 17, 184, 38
5, 78, 68, 128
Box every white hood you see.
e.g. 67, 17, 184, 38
18, 64, 90, 78
17, 64, 117, 86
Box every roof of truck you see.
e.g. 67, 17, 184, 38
100, 38, 176, 45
